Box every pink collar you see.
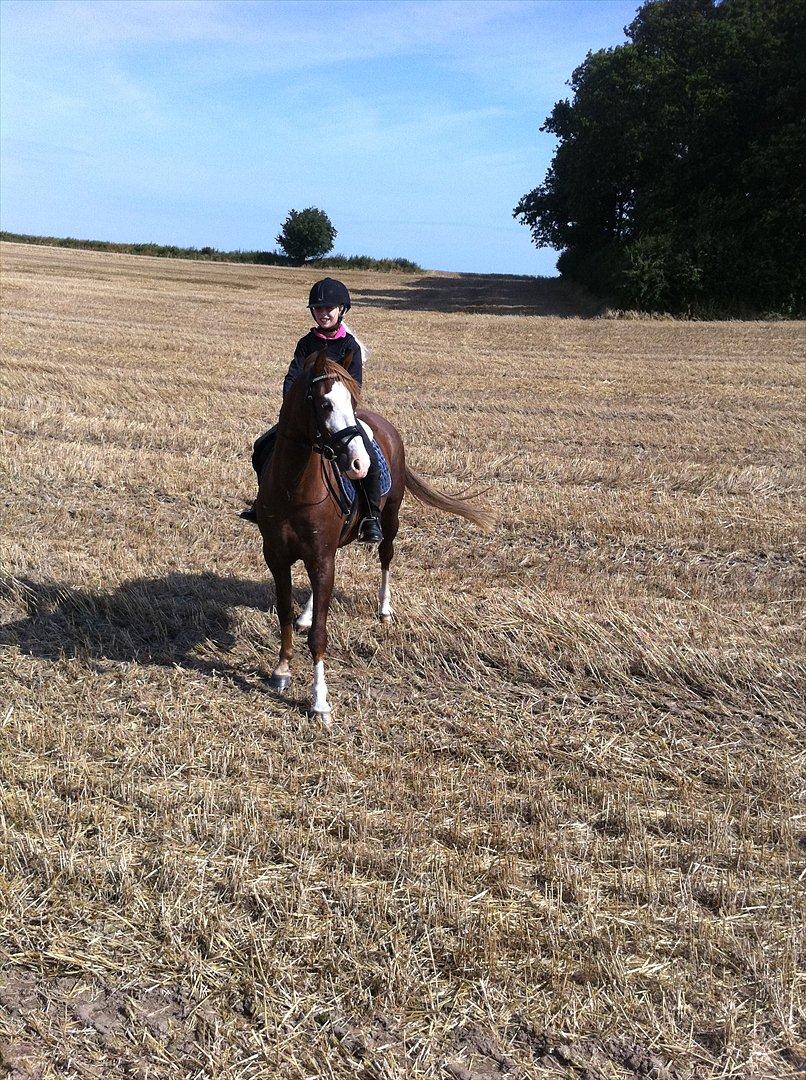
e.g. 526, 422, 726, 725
313, 324, 347, 341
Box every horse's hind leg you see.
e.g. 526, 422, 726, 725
377, 498, 400, 623
266, 554, 293, 692
295, 590, 313, 631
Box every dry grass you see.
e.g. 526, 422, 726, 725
0, 241, 804, 1079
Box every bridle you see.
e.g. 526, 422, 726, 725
306, 373, 364, 465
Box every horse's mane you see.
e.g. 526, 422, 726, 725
319, 357, 362, 404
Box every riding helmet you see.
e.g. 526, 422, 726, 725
308, 278, 351, 313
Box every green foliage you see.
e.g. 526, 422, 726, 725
312, 253, 423, 273
557, 244, 629, 299
514, 0, 806, 314
622, 235, 704, 312
0, 232, 284, 264
275, 208, 337, 263
0, 232, 422, 273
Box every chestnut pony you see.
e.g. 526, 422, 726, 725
256, 349, 491, 722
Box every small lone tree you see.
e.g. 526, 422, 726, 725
276, 207, 337, 263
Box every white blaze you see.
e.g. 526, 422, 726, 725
324, 381, 369, 479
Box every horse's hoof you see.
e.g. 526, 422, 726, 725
295, 619, 312, 632
269, 674, 291, 692
311, 709, 333, 730
379, 613, 393, 625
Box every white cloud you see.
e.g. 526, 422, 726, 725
3, 0, 540, 73
3, 0, 243, 47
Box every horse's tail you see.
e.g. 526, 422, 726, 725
404, 467, 494, 531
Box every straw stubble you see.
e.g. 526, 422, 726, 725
1, 242, 803, 1078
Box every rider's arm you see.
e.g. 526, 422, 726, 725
344, 334, 363, 387
282, 338, 310, 398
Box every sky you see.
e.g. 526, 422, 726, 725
0, 0, 641, 276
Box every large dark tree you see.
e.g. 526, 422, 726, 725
514, 0, 806, 312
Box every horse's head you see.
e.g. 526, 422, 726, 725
305, 350, 370, 480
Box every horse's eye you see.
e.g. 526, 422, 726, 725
321, 401, 333, 414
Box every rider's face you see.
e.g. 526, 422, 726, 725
311, 305, 341, 331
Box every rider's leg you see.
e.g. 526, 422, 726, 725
357, 433, 384, 544
241, 425, 278, 521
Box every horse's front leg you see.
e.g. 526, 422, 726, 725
304, 553, 335, 724
378, 497, 400, 623
266, 554, 294, 692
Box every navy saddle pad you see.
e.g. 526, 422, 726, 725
336, 440, 392, 510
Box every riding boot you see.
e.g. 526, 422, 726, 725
357, 437, 384, 544
240, 425, 278, 523
358, 501, 383, 543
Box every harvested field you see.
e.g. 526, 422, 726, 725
0, 241, 804, 1078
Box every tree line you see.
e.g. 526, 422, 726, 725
0, 208, 422, 274
515, 0, 804, 315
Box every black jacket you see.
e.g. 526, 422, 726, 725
282, 329, 363, 398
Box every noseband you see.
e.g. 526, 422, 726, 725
307, 374, 364, 463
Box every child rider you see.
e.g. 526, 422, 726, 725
240, 278, 384, 543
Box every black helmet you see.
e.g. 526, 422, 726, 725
308, 277, 351, 313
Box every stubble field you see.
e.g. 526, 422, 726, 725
0, 241, 804, 1079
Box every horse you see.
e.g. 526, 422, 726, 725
256, 349, 492, 722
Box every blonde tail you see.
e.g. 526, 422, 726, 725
404, 467, 494, 531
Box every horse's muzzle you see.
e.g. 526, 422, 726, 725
343, 441, 370, 480
317, 423, 369, 479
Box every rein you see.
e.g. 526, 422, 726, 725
303, 373, 363, 516
306, 374, 364, 465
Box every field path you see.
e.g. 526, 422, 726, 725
1, 242, 804, 1078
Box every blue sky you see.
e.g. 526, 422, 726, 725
0, 0, 640, 276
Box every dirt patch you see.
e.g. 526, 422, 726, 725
0, 974, 217, 1078
0, 970, 41, 1019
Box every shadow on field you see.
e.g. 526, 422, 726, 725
0, 572, 310, 693
353, 273, 603, 318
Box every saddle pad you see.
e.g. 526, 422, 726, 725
336, 440, 392, 510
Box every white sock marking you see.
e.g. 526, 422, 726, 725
378, 568, 393, 619
311, 659, 331, 715
296, 592, 313, 630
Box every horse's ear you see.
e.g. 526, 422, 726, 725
304, 350, 328, 374
343, 348, 355, 373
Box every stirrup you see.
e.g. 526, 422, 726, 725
358, 515, 383, 544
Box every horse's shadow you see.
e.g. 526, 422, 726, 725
0, 572, 325, 696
